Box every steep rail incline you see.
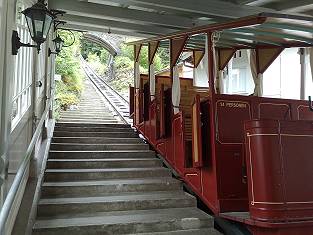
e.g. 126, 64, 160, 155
81, 58, 132, 124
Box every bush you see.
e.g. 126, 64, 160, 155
54, 30, 84, 119
56, 93, 79, 110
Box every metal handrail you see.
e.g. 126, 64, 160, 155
0, 99, 52, 234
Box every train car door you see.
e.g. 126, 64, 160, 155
173, 112, 184, 173
159, 85, 165, 138
192, 95, 203, 168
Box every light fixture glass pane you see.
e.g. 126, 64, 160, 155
42, 15, 53, 39
25, 15, 35, 38
34, 19, 43, 39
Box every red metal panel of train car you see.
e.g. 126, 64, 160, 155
245, 120, 313, 223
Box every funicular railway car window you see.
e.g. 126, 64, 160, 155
11, 1, 34, 129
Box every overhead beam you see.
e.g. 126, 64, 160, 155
230, 28, 313, 45
87, 0, 221, 23
62, 23, 149, 38
221, 32, 283, 46
49, 0, 196, 28
271, 0, 313, 12
101, 0, 274, 19
61, 14, 176, 36
236, 0, 275, 6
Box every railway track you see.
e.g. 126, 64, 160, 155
81, 58, 132, 124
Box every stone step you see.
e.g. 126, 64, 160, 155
53, 131, 137, 138
60, 110, 111, 114
76, 104, 107, 107
33, 207, 213, 235
52, 137, 143, 144
58, 118, 119, 122
58, 119, 119, 123
64, 110, 114, 113
44, 167, 171, 181
74, 107, 111, 111
60, 114, 116, 119
77, 102, 105, 104
55, 123, 131, 128
37, 191, 196, 218
60, 113, 115, 119
129, 228, 222, 235
46, 158, 162, 169
49, 150, 155, 159
41, 178, 182, 198
54, 126, 134, 132
50, 143, 149, 151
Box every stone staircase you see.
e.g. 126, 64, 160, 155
58, 79, 122, 124
32, 78, 219, 234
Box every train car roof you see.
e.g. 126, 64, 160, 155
129, 13, 313, 50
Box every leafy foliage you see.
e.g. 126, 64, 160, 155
82, 39, 170, 99
54, 30, 84, 118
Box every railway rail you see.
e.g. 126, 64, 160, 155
81, 58, 132, 124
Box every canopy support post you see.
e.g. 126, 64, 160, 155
170, 36, 188, 114
134, 44, 142, 125
299, 48, 306, 100
148, 41, 160, 101
207, 32, 215, 96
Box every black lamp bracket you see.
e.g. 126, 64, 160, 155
309, 96, 313, 111
54, 20, 66, 31
12, 30, 39, 55
48, 48, 58, 57
61, 29, 76, 48
50, 9, 66, 18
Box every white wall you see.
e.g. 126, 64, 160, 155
305, 50, 313, 98
263, 48, 302, 99
0, 0, 55, 232
230, 50, 254, 95
193, 35, 209, 88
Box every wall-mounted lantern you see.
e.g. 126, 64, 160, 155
12, 0, 65, 55
48, 34, 64, 56
48, 29, 76, 57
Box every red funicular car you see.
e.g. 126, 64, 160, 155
130, 13, 313, 235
